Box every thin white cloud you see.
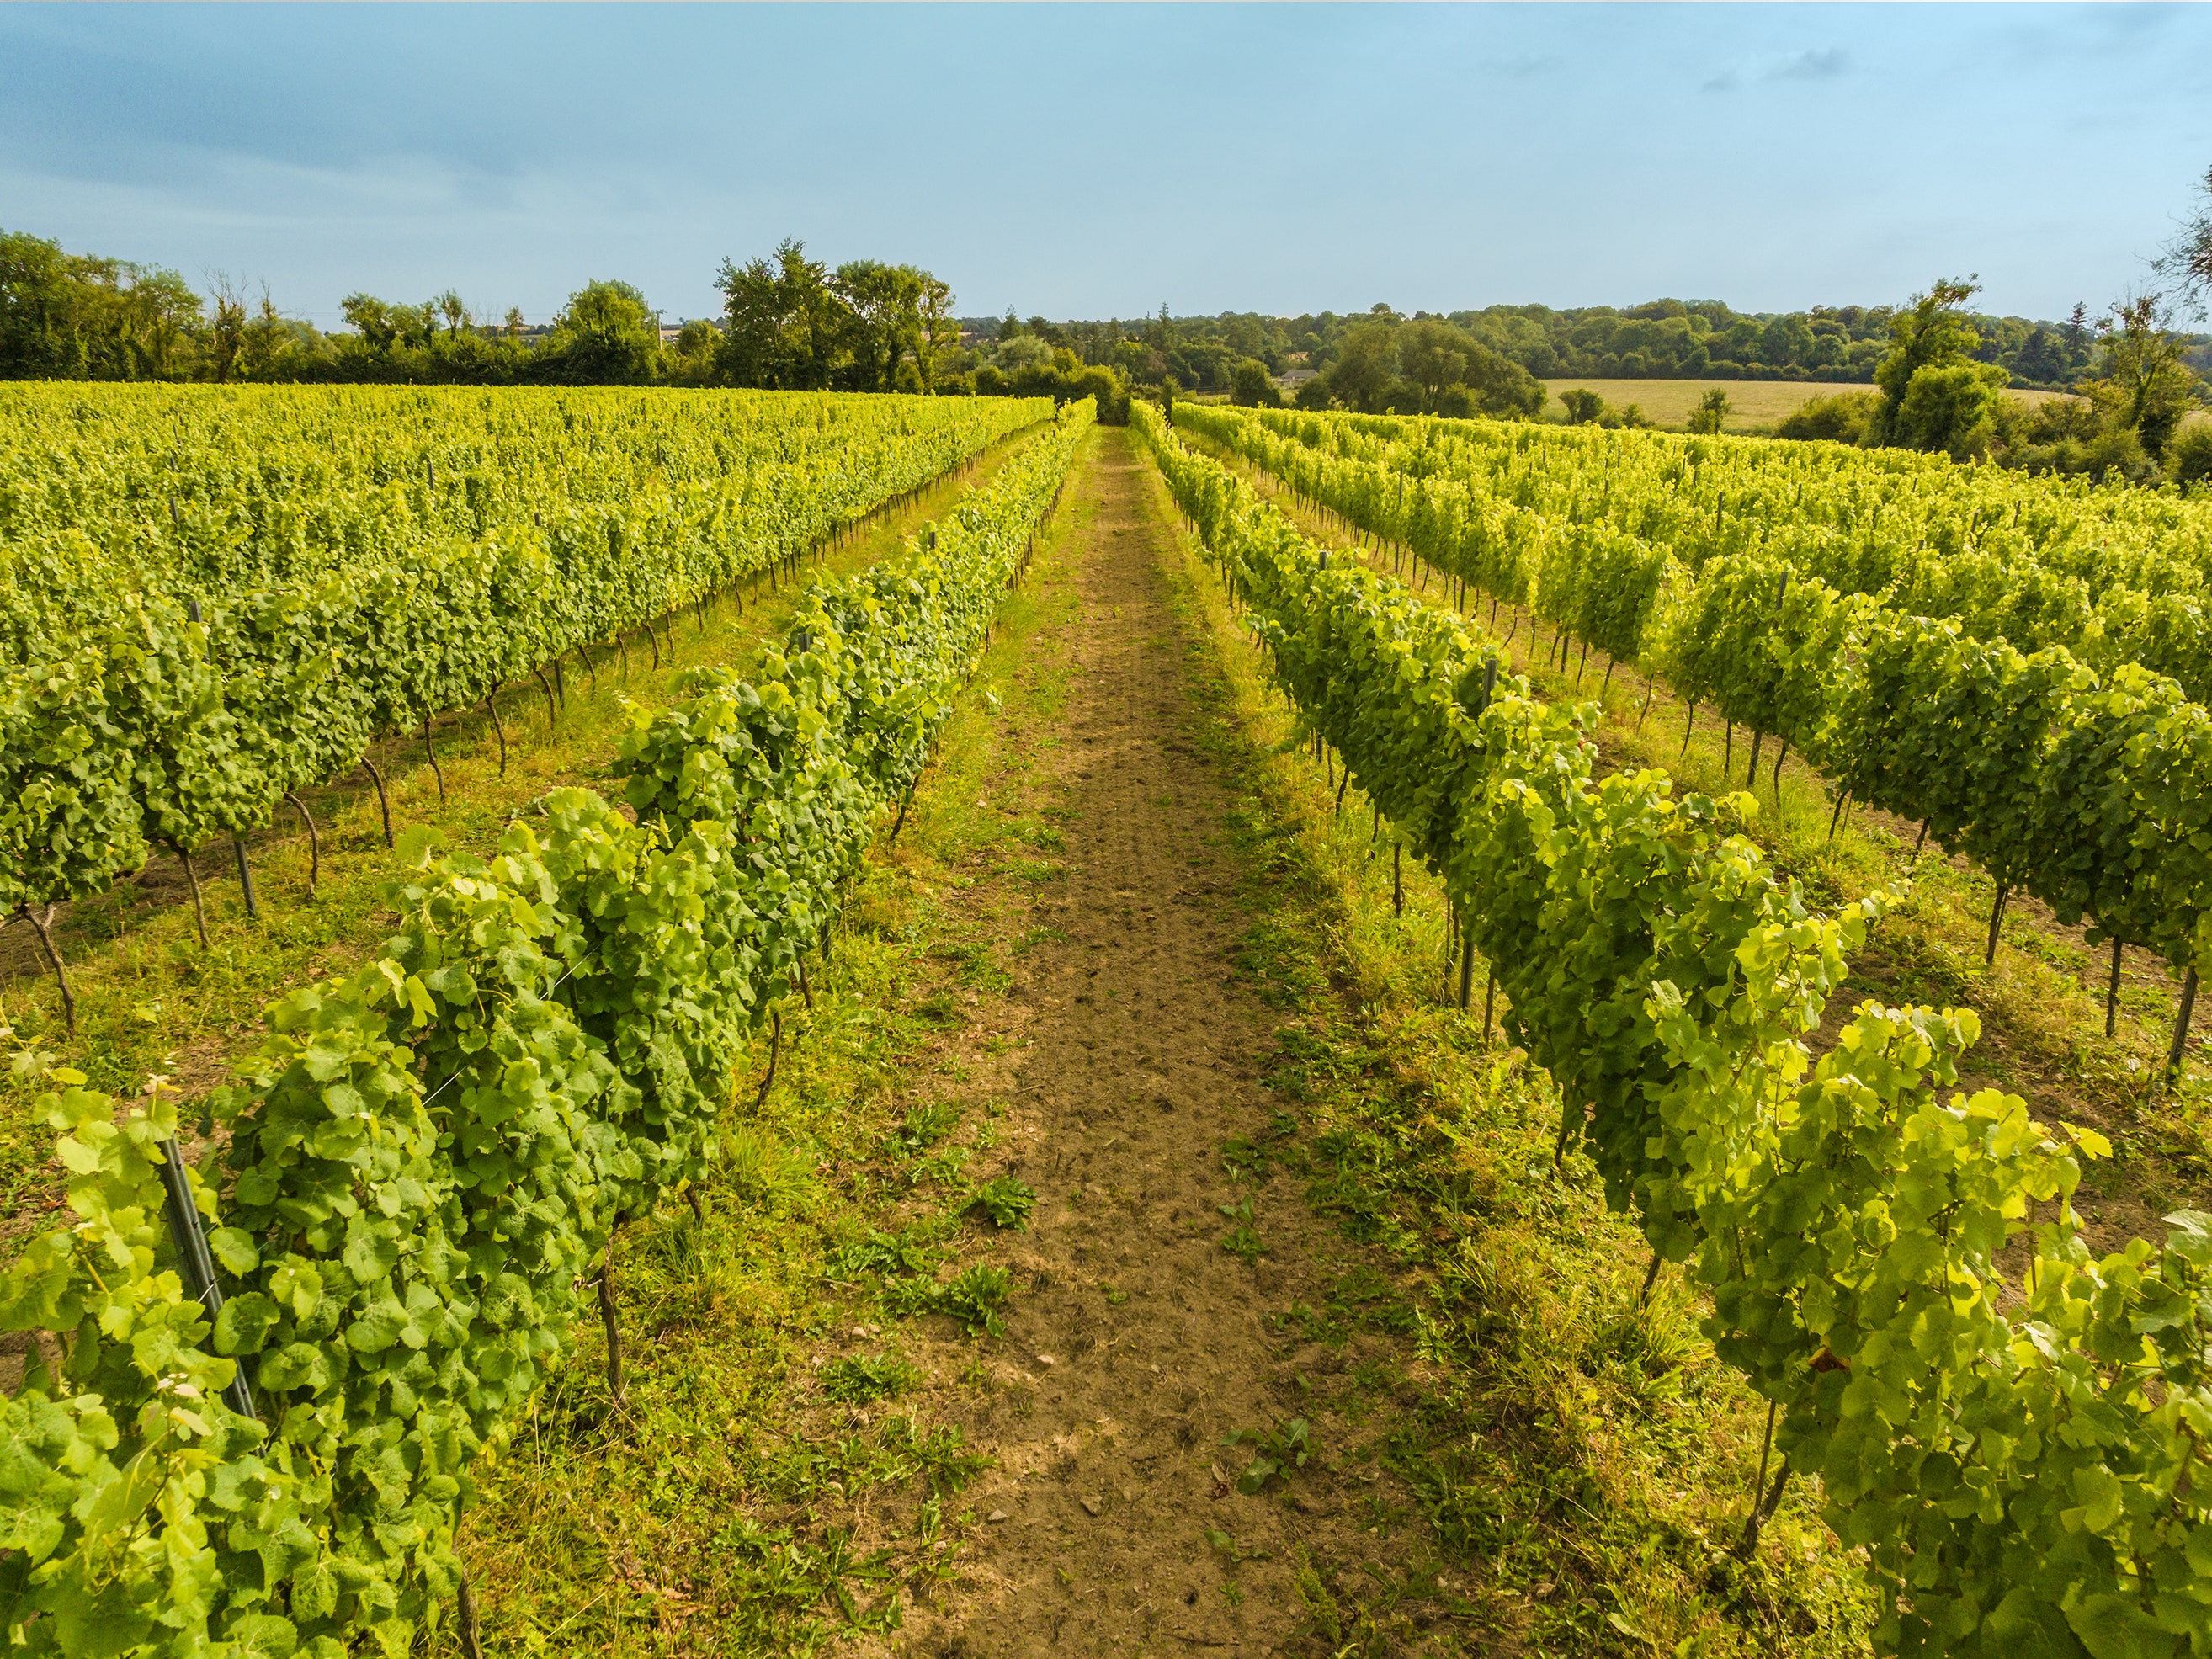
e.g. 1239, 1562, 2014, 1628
1704, 48, 1847, 94
1770, 48, 1850, 82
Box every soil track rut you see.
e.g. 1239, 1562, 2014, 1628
879, 431, 1416, 1655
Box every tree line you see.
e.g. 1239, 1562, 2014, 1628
0, 230, 1128, 411
1067, 290, 2206, 398
7, 167, 2209, 468
1764, 274, 2212, 487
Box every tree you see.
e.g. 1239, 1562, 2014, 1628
1327, 322, 1398, 412
837, 259, 921, 391
435, 290, 470, 335
206, 273, 250, 383
2014, 326, 2064, 386
1559, 386, 1604, 424
2088, 293, 2197, 457
1775, 391, 1880, 444
237, 289, 299, 381
0, 229, 77, 375
914, 275, 957, 390
1687, 387, 1731, 434
540, 279, 658, 384
673, 317, 720, 359
339, 294, 435, 353
340, 293, 400, 351
1892, 360, 2008, 458
715, 238, 848, 389
504, 307, 525, 338
1229, 357, 1281, 407
1398, 318, 1469, 412
2168, 422, 2212, 488
2156, 163, 2212, 321
1460, 338, 1545, 417
1870, 277, 1984, 444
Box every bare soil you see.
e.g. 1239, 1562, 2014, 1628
847, 432, 1429, 1655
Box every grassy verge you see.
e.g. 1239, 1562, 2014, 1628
431, 424, 1102, 1656
0, 426, 1042, 1230
1139, 451, 1874, 1656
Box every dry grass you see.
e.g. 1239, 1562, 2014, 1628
1539, 377, 2074, 432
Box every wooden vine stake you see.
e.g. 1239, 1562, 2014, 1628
2107, 938, 2124, 1040
2166, 967, 2200, 1089
156, 1134, 258, 1419
231, 836, 258, 921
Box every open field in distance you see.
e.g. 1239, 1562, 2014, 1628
1539, 375, 2076, 431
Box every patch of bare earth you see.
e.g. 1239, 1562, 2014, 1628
849, 433, 1426, 1656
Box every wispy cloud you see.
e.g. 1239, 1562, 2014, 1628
1770, 48, 1849, 82
1704, 47, 1848, 94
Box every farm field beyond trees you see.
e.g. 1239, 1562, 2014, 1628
1538, 375, 2077, 429
13, 379, 2212, 1659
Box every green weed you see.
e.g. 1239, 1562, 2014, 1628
1221, 1417, 1314, 1494
821, 1353, 920, 1405
965, 1173, 1037, 1230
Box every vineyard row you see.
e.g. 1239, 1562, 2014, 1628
1, 390, 1053, 1028
1136, 399, 2212, 1659
0, 401, 1095, 1657
1179, 401, 2212, 1052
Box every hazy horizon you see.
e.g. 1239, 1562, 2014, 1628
4, 3, 2208, 330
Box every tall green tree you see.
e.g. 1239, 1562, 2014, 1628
2088, 293, 2197, 457
834, 260, 955, 391
540, 279, 659, 384
836, 258, 919, 390
1398, 317, 1469, 412
1327, 321, 1398, 412
1, 229, 205, 380
1870, 277, 2005, 453
715, 238, 847, 389
1229, 357, 1280, 407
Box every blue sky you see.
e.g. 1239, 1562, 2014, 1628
3, 3, 2208, 329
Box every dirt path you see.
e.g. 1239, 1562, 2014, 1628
864, 430, 1424, 1656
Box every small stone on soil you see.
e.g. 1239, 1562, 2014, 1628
1080, 1495, 1103, 1516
